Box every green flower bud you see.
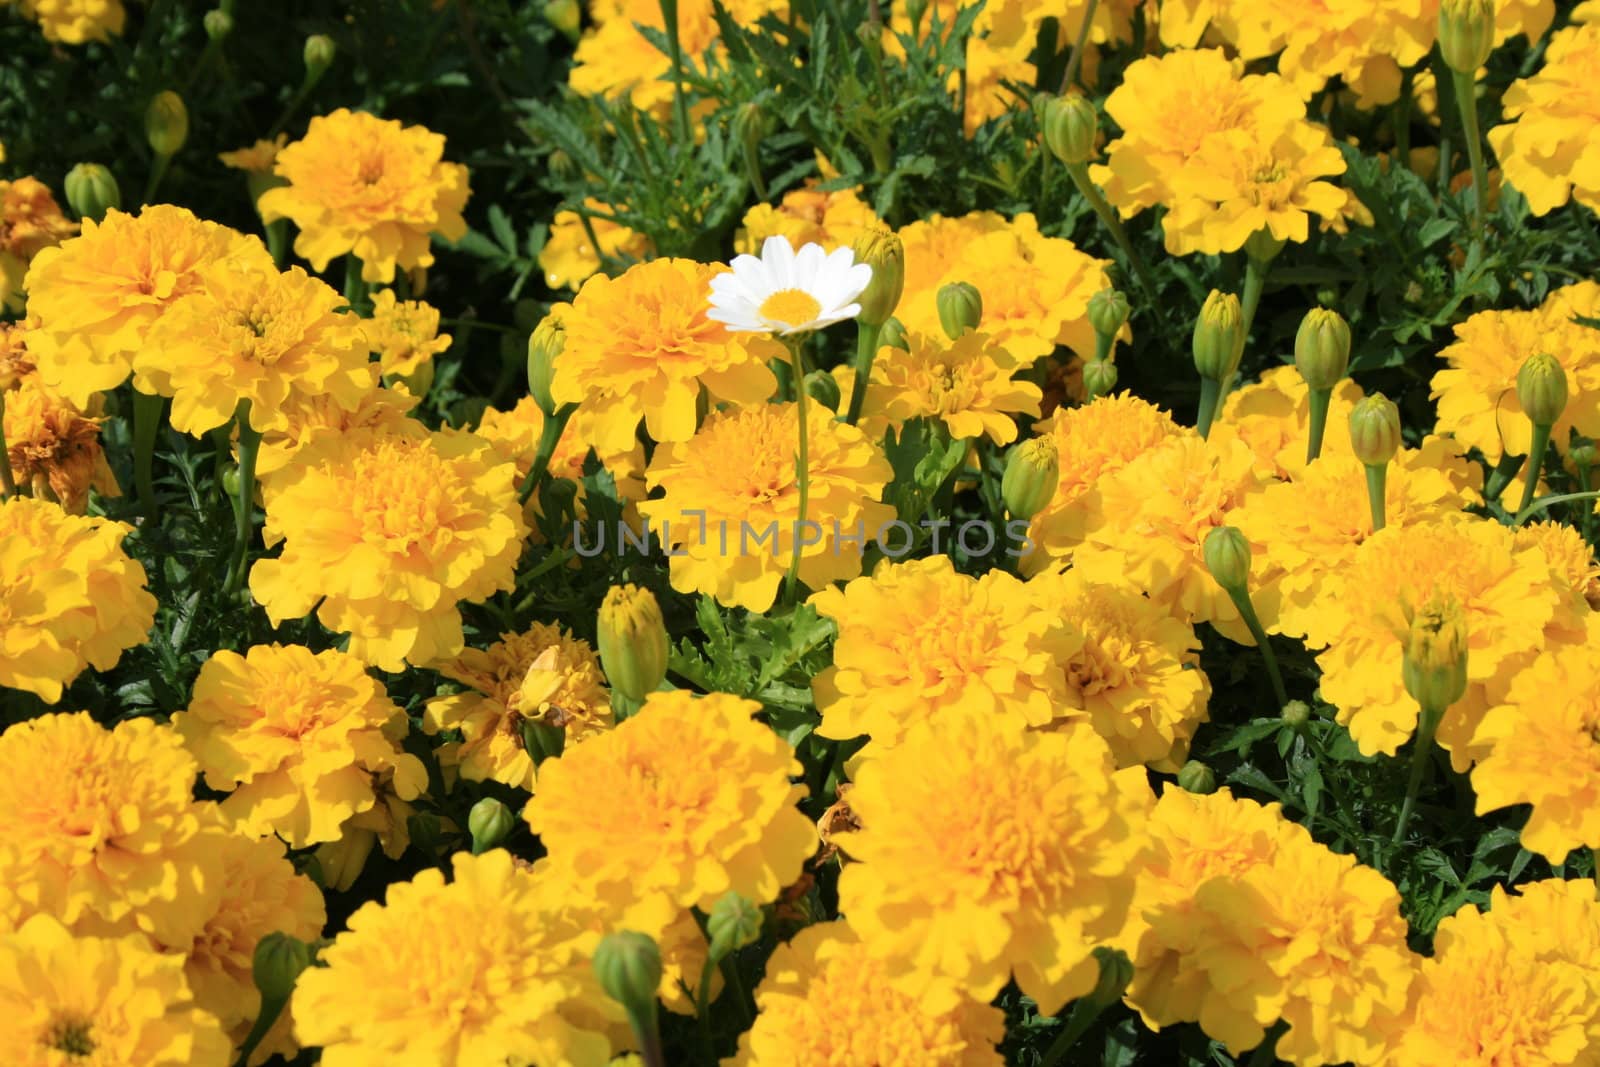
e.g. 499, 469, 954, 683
64, 163, 121, 222
1001, 436, 1059, 520
467, 797, 514, 855
1203, 525, 1252, 593
1348, 393, 1402, 467
936, 282, 983, 341
527, 312, 565, 416
1177, 760, 1216, 795
303, 34, 336, 80
1086, 288, 1129, 339
520, 717, 567, 767
1082, 359, 1117, 399
1571, 437, 1597, 470
1086, 947, 1135, 1010
204, 8, 233, 41
1192, 290, 1244, 383
598, 584, 669, 703
1281, 699, 1312, 727
252, 932, 313, 1004
1438, 0, 1495, 75
145, 91, 189, 158
593, 931, 663, 1019
219, 463, 241, 498
803, 369, 841, 412
1293, 308, 1351, 391
851, 227, 905, 327
1402, 593, 1469, 712
707, 891, 763, 960
1517, 351, 1568, 428
879, 317, 909, 351
544, 0, 581, 41
1041, 92, 1098, 167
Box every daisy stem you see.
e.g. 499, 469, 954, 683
518, 403, 577, 505
1517, 421, 1553, 517
844, 320, 883, 426
784, 339, 812, 605
1195, 376, 1222, 439
1392, 702, 1444, 846
1306, 386, 1331, 463
1223, 584, 1288, 708
225, 400, 262, 597
132, 390, 165, 520
0, 391, 15, 499
1364, 461, 1388, 532
1056, 0, 1099, 94
1451, 68, 1490, 241
1065, 163, 1162, 322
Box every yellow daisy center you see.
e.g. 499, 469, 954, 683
759, 288, 822, 326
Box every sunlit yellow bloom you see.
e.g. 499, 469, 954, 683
252, 365, 418, 479
218, 135, 288, 175
0, 176, 77, 312
362, 287, 450, 378
1220, 365, 1364, 478
736, 182, 881, 255
540, 200, 653, 291
1515, 519, 1600, 617
855, 329, 1042, 444
6, 0, 126, 44
3, 374, 119, 513
0, 319, 35, 390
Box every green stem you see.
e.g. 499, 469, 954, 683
1039, 995, 1109, 1067
132, 390, 165, 520
1056, 0, 1100, 94
719, 953, 754, 1028
1517, 421, 1552, 517
1195, 376, 1222, 439
1224, 584, 1288, 708
1065, 163, 1162, 319
1579, 466, 1594, 542
1484, 451, 1524, 503
265, 218, 288, 268
0, 391, 15, 499
1365, 462, 1388, 532
784, 339, 812, 604
1451, 68, 1490, 241
1392, 702, 1444, 846
518, 404, 578, 505
1306, 387, 1331, 463
225, 400, 262, 597
343, 255, 369, 312
142, 152, 172, 207
1092, 329, 1114, 364
265, 67, 328, 140
1240, 251, 1271, 340
844, 321, 883, 426
627, 1003, 667, 1067
658, 0, 692, 145
1511, 489, 1600, 526
232, 994, 288, 1067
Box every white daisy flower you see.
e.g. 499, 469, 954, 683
706, 235, 874, 336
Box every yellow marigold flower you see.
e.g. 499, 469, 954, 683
895, 214, 1113, 365
423, 623, 612, 791
1385, 878, 1600, 1067
1189, 834, 1415, 1063
960, 37, 1037, 134
1073, 431, 1273, 644
1515, 518, 1600, 616
0, 319, 36, 389
217, 135, 288, 174
1091, 49, 1306, 218
527, 691, 816, 924
1022, 392, 1182, 574
3, 374, 119, 513
1120, 788, 1304, 1045
855, 329, 1042, 444
1029, 568, 1212, 771
735, 182, 882, 255
727, 921, 1007, 1067
1162, 121, 1351, 256
896, 211, 1011, 311
1232, 445, 1480, 641
173, 644, 427, 849
1471, 613, 1600, 863
474, 394, 648, 529
294, 850, 621, 1066
0, 713, 212, 940
552, 257, 780, 450
311, 764, 421, 893
837, 713, 1152, 1013
1432, 282, 1600, 464
252, 365, 418, 479
1311, 515, 1562, 767
1221, 365, 1365, 478
0, 176, 77, 312
0, 497, 155, 702
136, 262, 372, 437
22, 204, 271, 406
152, 828, 325, 1063
258, 108, 470, 284
540, 200, 653, 291
640, 402, 895, 612
0, 914, 229, 1067
810, 556, 1083, 754
1488, 4, 1600, 216
362, 287, 451, 378
250, 424, 528, 671
8, 0, 126, 44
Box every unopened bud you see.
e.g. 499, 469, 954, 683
145, 91, 189, 158
1041, 93, 1098, 166
1177, 760, 1216, 795
1001, 436, 1059, 520
936, 282, 982, 340
467, 797, 514, 855
1281, 699, 1312, 727
1348, 393, 1402, 467
593, 931, 663, 1019
1086, 947, 1135, 1010
1192, 290, 1244, 382
1402, 594, 1468, 712
1202, 525, 1251, 592
520, 717, 567, 767
707, 891, 763, 960
1517, 351, 1568, 428
1082, 359, 1117, 399
1087, 288, 1129, 338
203, 8, 232, 41
879, 317, 908, 351
527, 311, 565, 416
803, 369, 841, 412
544, 0, 581, 40
850, 228, 904, 326
1294, 308, 1351, 391
63, 163, 121, 222
598, 584, 669, 703
252, 933, 313, 1004
1438, 0, 1495, 75
303, 34, 336, 80
1572, 437, 1597, 470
